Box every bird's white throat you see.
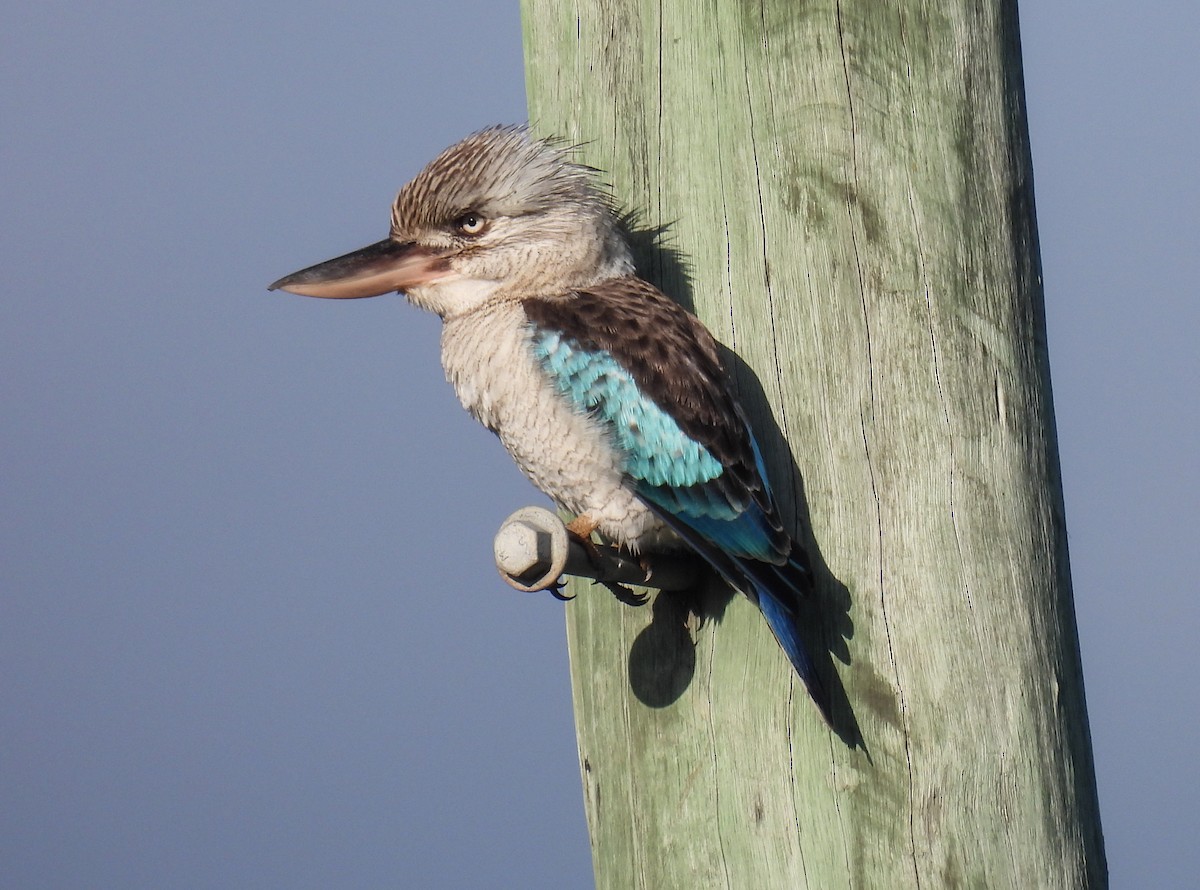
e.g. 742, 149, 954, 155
406, 275, 503, 319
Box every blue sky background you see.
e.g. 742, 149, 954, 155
2, 2, 1196, 887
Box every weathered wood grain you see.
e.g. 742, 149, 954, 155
521, 1, 1106, 886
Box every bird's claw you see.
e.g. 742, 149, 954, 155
597, 579, 650, 607
637, 553, 655, 586
547, 578, 575, 601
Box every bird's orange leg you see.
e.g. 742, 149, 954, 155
565, 514, 604, 567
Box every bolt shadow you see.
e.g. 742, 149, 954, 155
618, 217, 864, 751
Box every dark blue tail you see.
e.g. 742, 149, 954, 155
641, 502, 833, 724
740, 556, 833, 725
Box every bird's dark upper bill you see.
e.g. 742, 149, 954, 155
268, 239, 449, 299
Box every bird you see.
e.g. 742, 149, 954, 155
269, 126, 829, 721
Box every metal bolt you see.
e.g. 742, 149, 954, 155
494, 506, 569, 592
493, 506, 699, 594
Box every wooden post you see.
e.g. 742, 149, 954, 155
521, 1, 1107, 886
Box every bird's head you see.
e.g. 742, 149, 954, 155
269, 126, 634, 317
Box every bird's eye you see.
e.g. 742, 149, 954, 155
454, 213, 487, 236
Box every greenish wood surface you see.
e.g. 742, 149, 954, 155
521, 1, 1106, 887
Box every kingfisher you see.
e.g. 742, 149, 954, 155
270, 126, 829, 720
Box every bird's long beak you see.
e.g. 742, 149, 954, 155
268, 239, 450, 299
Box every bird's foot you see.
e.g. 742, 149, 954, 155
564, 515, 650, 606
598, 579, 649, 607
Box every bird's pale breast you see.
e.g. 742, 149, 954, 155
439, 302, 675, 551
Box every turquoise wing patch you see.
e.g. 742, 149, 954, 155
530, 329, 723, 491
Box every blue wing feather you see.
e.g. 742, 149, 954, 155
529, 314, 832, 722
532, 330, 725, 490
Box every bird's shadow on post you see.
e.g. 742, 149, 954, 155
620, 218, 864, 751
